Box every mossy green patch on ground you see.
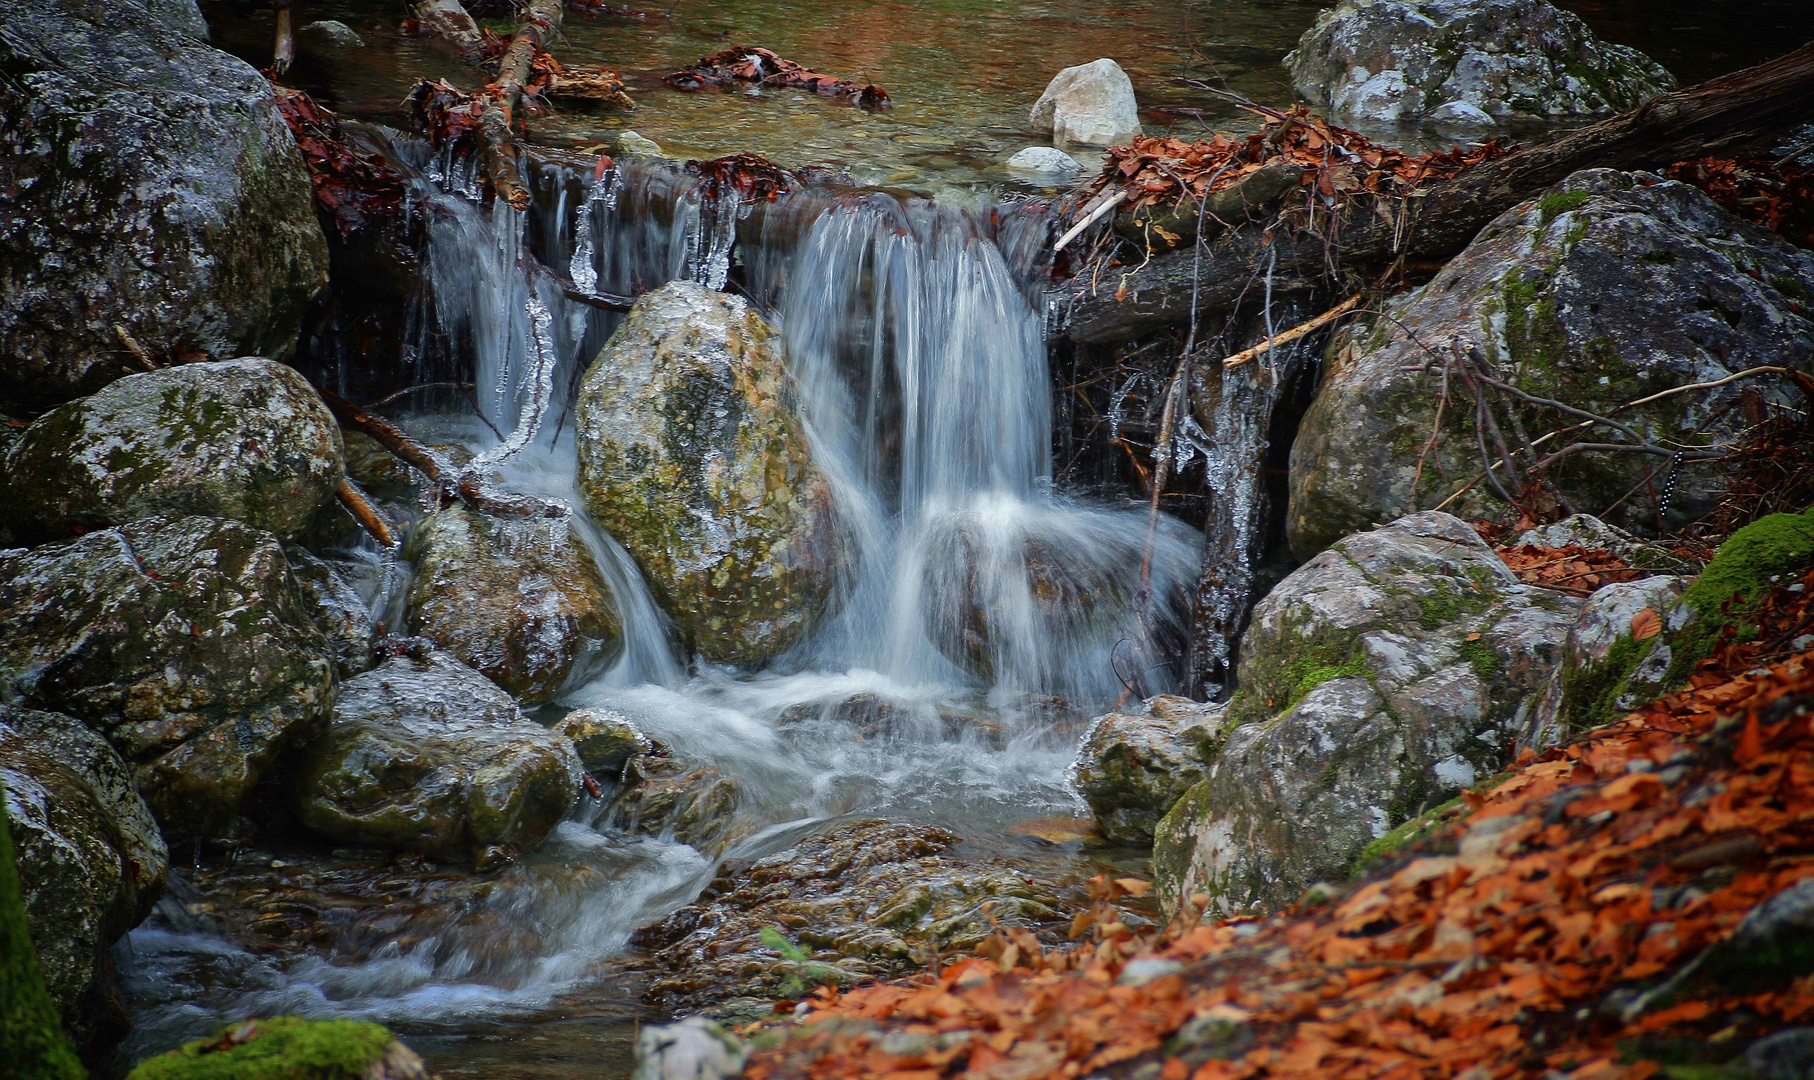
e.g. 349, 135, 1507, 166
1666, 510, 1814, 685
1349, 796, 1464, 878
0, 781, 86, 1080
126, 1018, 393, 1080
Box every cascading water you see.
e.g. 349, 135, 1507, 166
122, 147, 1200, 1071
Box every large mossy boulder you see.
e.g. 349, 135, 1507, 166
4, 359, 345, 543
405, 506, 621, 705
294, 645, 583, 862
1154, 512, 1579, 917
0, 776, 85, 1080
1291, 170, 1814, 559
1285, 0, 1674, 128
574, 282, 838, 666
0, 0, 329, 414
1073, 695, 1222, 845
126, 1017, 429, 1080
0, 516, 335, 844
633, 819, 1064, 1015
2, 705, 166, 1065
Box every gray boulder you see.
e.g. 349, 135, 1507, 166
1511, 513, 1694, 574
299, 19, 364, 50
1153, 512, 1579, 917
1031, 58, 1142, 147
1073, 695, 1223, 844
294, 645, 583, 861
1290, 170, 1814, 559
0, 516, 335, 843
1006, 146, 1085, 181
556, 706, 651, 776
0, 0, 329, 414
1, 704, 166, 1060
1286, 0, 1675, 128
631, 1017, 747, 1080
1521, 573, 1692, 747
287, 547, 380, 678
574, 282, 839, 666
405, 506, 621, 705
4, 358, 345, 543
609, 751, 746, 856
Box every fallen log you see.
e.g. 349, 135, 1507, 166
1053, 41, 1814, 344
482, 0, 564, 211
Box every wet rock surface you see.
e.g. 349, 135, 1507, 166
574, 282, 839, 667
1, 703, 167, 1061
1074, 695, 1222, 845
1291, 170, 1814, 558
608, 751, 746, 856
0, 0, 328, 414
286, 548, 380, 678
1030, 59, 1142, 148
0, 516, 335, 843
632, 819, 1066, 1015
5, 359, 344, 544
1154, 512, 1580, 917
1286, 0, 1675, 128
405, 506, 621, 705
295, 645, 583, 862
557, 707, 652, 776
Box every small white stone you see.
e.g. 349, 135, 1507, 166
1117, 957, 1184, 986
1005, 146, 1084, 180
1426, 99, 1494, 127
1030, 59, 1143, 147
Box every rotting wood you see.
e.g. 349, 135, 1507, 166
1054, 41, 1814, 344
335, 479, 397, 547
272, 0, 296, 73
413, 0, 490, 64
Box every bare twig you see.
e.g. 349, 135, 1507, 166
335, 479, 397, 547
114, 325, 158, 371
1220, 294, 1360, 368
1056, 191, 1128, 252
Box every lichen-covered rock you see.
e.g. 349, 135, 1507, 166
1030, 59, 1142, 147
631, 1017, 747, 1080
1073, 695, 1223, 844
556, 706, 651, 776
405, 506, 621, 705
0, 0, 329, 414
1290, 171, 1814, 559
632, 819, 1065, 1014
4, 359, 344, 543
0, 516, 335, 843
1153, 512, 1580, 917
574, 282, 838, 666
2, 704, 166, 1062
1285, 0, 1675, 128
1521, 574, 1692, 747
125, 1017, 429, 1080
294, 645, 583, 861
1512, 513, 1695, 575
609, 752, 746, 856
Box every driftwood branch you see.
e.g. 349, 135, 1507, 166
1219, 294, 1360, 368
1054, 41, 1814, 344
335, 479, 397, 547
482, 0, 564, 211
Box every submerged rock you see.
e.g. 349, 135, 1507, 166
0, 0, 328, 414
1290, 170, 1814, 558
4, 358, 345, 544
1030, 58, 1142, 148
1005, 146, 1085, 181
299, 19, 365, 50
2, 704, 167, 1063
1153, 512, 1579, 917
405, 506, 621, 705
295, 645, 583, 862
574, 282, 839, 666
633, 819, 1064, 1014
1074, 695, 1223, 845
0, 516, 335, 843
609, 752, 746, 856
1286, 0, 1675, 128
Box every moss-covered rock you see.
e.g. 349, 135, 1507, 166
2, 705, 166, 1065
0, 0, 328, 414
1286, 0, 1675, 129
0, 516, 335, 844
294, 645, 582, 861
631, 819, 1065, 1016
1073, 695, 1223, 844
574, 282, 839, 666
0, 776, 86, 1080
404, 506, 620, 705
555, 707, 650, 776
126, 1017, 428, 1080
1521, 574, 1692, 745
1153, 512, 1579, 918
1290, 170, 1814, 559
4, 359, 344, 543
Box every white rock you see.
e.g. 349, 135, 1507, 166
1030, 58, 1142, 147
632, 1016, 748, 1080
1005, 146, 1084, 180
615, 130, 667, 159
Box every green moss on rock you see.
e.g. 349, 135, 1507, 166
0, 781, 85, 1080
126, 1018, 396, 1080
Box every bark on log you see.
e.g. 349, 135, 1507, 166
1053, 41, 1814, 344
413, 0, 490, 65
482, 0, 564, 211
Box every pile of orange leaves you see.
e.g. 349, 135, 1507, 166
665, 46, 889, 110
1095, 106, 1510, 213
1665, 155, 1814, 250
743, 565, 1814, 1080
1496, 544, 1651, 598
